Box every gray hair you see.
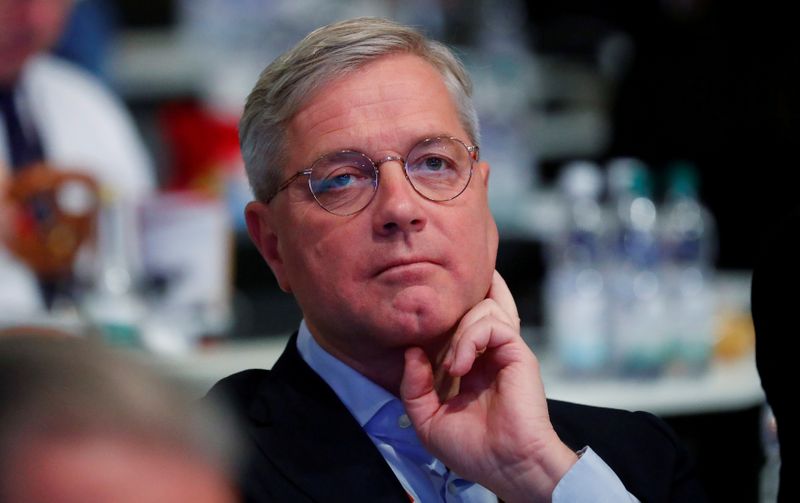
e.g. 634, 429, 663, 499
239, 17, 480, 202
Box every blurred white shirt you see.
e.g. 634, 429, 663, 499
0, 54, 155, 317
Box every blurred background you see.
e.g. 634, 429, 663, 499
3, 0, 795, 501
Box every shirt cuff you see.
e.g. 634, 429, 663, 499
552, 446, 641, 503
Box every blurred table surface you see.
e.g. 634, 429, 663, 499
152, 333, 764, 418
4, 272, 760, 417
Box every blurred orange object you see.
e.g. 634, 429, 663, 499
714, 310, 756, 360
3, 164, 99, 279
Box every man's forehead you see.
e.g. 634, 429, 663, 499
286, 53, 465, 163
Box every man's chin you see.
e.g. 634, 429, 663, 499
382, 286, 468, 340
374, 311, 455, 350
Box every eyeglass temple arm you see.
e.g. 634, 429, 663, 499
266, 169, 313, 203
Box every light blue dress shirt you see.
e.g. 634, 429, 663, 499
296, 321, 639, 502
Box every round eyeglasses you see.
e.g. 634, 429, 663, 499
266, 136, 479, 216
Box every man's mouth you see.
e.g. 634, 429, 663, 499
373, 258, 439, 278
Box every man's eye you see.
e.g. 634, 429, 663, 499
313, 167, 370, 194
423, 157, 445, 171
410, 155, 456, 175
315, 174, 352, 193
330, 173, 354, 187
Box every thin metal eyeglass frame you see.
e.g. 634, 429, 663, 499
265, 136, 479, 216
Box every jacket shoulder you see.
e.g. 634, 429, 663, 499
548, 399, 679, 448
205, 369, 274, 415
548, 399, 707, 503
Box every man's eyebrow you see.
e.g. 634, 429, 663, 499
401, 132, 466, 151
306, 144, 363, 162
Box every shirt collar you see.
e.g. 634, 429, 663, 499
296, 320, 395, 427
295, 321, 484, 498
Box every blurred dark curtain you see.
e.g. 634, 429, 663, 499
525, 0, 800, 270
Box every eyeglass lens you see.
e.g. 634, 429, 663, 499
308, 137, 472, 215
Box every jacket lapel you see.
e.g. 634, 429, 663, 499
246, 334, 410, 503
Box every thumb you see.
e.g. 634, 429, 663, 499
400, 347, 440, 436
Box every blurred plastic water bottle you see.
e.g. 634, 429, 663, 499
544, 161, 610, 376
658, 162, 717, 375
606, 159, 668, 378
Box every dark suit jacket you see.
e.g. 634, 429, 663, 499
206, 334, 706, 502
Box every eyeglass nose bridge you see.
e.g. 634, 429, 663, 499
375, 154, 405, 168
373, 154, 419, 195
374, 153, 412, 185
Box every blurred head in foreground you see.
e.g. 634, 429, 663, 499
0, 333, 239, 503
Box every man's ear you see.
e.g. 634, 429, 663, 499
477, 160, 490, 188
244, 201, 292, 293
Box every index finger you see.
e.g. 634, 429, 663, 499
488, 270, 519, 325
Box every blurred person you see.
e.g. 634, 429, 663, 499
52, 0, 117, 83
0, 332, 239, 503
0, 0, 155, 315
752, 208, 799, 503
206, 17, 706, 502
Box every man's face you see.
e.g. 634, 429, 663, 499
247, 53, 498, 366
0, 0, 71, 84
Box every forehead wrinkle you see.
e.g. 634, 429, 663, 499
288, 54, 464, 166
298, 87, 419, 135
296, 72, 417, 119
294, 58, 443, 137
294, 102, 443, 161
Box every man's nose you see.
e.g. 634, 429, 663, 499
370, 159, 427, 236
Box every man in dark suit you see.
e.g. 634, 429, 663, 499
208, 17, 706, 502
